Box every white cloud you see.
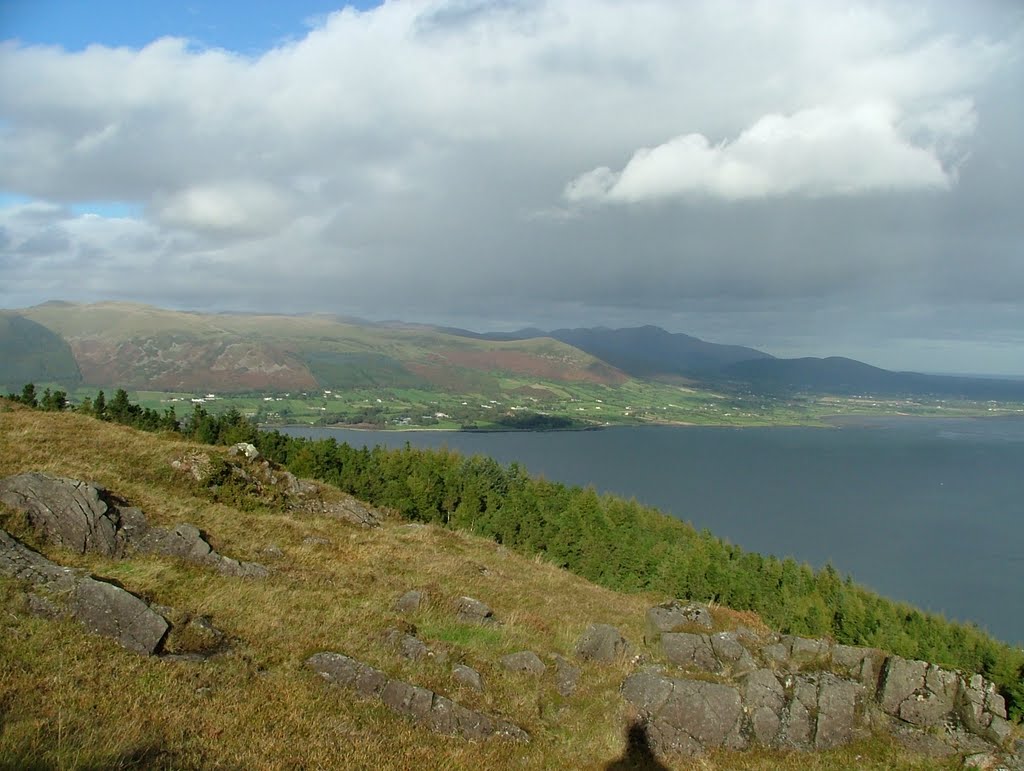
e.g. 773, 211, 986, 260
157, 181, 293, 235
565, 102, 960, 203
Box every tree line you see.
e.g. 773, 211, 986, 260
7, 385, 1023, 718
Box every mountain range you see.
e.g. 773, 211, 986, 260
2, 301, 1024, 402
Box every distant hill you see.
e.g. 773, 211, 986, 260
0, 313, 82, 392
545, 326, 773, 377
433, 325, 548, 342
12, 301, 627, 393
722, 356, 1024, 400
440, 324, 773, 377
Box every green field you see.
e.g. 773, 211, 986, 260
9, 301, 1024, 431
52, 380, 1024, 433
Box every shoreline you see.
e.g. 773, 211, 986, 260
264, 422, 606, 434
261, 412, 1024, 435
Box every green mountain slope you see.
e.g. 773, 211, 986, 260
18, 301, 626, 394
0, 313, 82, 392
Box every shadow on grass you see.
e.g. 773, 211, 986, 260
605, 720, 669, 770
2, 743, 193, 771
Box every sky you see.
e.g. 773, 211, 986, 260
1, 1, 1023, 375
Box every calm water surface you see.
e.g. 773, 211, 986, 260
277, 417, 1024, 645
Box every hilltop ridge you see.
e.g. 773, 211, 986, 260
7, 301, 625, 395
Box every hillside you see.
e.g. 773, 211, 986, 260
16, 301, 626, 394
0, 313, 82, 392
1, 405, 1021, 769
544, 326, 773, 378
436, 324, 773, 378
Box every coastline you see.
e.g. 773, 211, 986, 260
262, 411, 1024, 435
265, 422, 607, 434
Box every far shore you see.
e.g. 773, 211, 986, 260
265, 422, 605, 434
262, 412, 1024, 437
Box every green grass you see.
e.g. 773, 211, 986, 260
416, 618, 508, 650
67, 379, 1024, 434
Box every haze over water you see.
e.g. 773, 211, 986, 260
279, 417, 1024, 646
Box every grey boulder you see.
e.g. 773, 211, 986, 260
456, 596, 497, 624
621, 671, 745, 755
500, 650, 545, 675
306, 652, 528, 742
71, 578, 169, 655
1, 527, 168, 655
645, 600, 714, 638
551, 654, 581, 697
452, 664, 484, 691
0, 472, 121, 555
393, 589, 427, 614
575, 623, 631, 662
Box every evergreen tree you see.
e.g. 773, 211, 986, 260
39, 389, 68, 411
160, 406, 179, 432
108, 389, 132, 422
19, 383, 37, 408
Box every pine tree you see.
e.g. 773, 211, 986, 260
19, 383, 37, 408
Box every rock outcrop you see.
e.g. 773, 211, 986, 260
455, 596, 497, 625
551, 654, 581, 697
393, 589, 427, 615
174, 450, 384, 528
4, 463, 1019, 766
319, 496, 382, 528
645, 600, 713, 638
623, 600, 1019, 764
0, 472, 122, 556
0, 527, 225, 656
575, 623, 631, 662
228, 442, 261, 461
71, 577, 169, 655
659, 630, 757, 676
452, 664, 484, 692
306, 652, 529, 742
500, 651, 545, 675
0, 472, 267, 577
123, 516, 268, 578
622, 671, 745, 756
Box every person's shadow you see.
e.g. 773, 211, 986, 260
605, 720, 670, 770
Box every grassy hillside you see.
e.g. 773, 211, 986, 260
0, 405, 983, 770
0, 313, 81, 393
18, 301, 625, 393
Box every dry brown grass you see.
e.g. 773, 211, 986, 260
0, 407, 964, 770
